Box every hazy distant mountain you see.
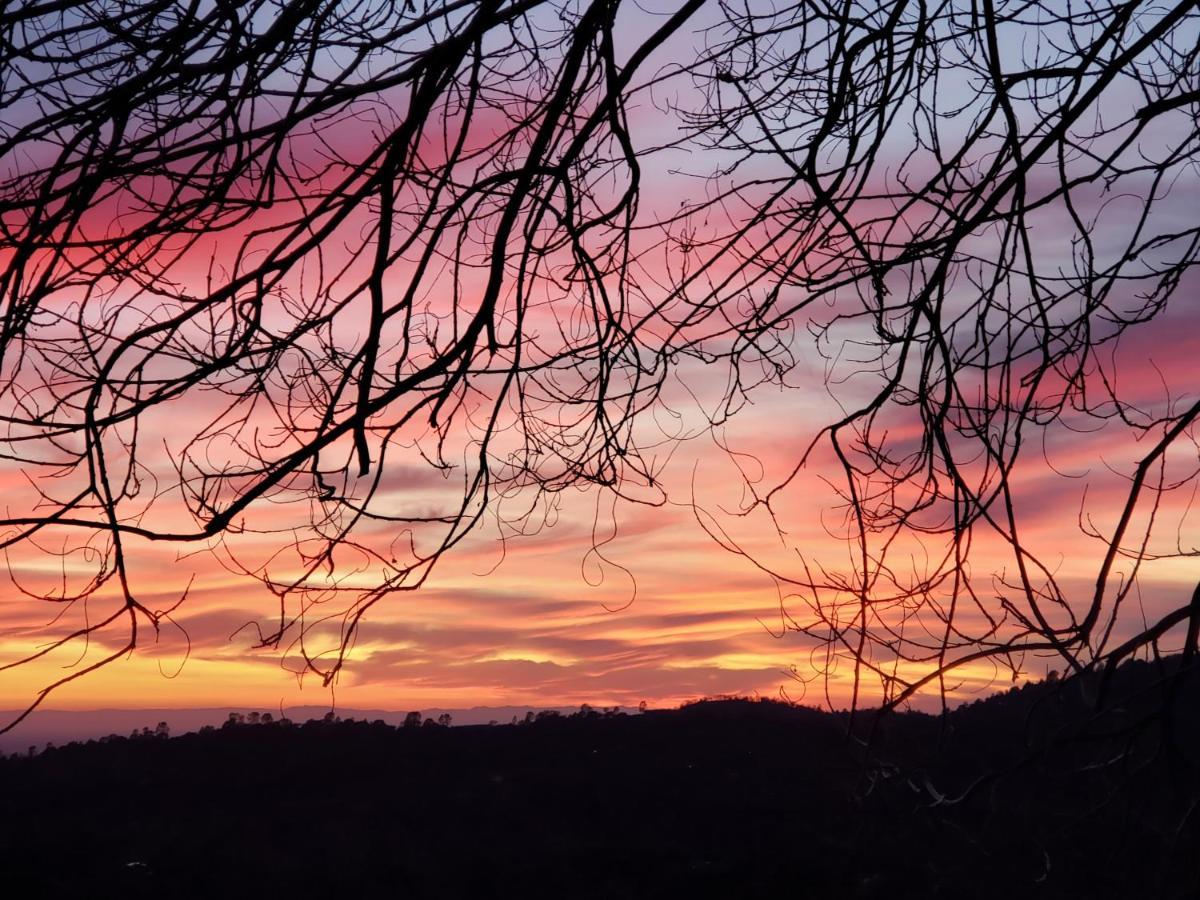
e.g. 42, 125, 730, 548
0, 704, 626, 754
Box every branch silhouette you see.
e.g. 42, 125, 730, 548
1, 0, 1197, 726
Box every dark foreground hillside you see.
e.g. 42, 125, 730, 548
3, 660, 1199, 899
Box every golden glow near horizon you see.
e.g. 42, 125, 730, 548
5, 372, 1198, 718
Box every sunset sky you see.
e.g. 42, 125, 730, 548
5, 293, 1197, 717
2, 0, 1198, 728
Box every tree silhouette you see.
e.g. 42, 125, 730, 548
679, 0, 1200, 714
0, 0, 709, 725
0, 0, 1197, 727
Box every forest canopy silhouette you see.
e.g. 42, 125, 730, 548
1, 0, 1198, 726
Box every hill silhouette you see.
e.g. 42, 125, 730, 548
2, 660, 1198, 899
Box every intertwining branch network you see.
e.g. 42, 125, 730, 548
0, 0, 1197, 720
